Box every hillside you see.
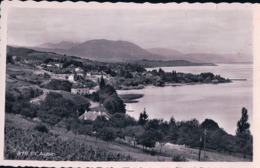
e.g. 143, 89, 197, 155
147, 47, 252, 63
36, 41, 79, 49
31, 40, 171, 62
5, 113, 251, 162
7, 46, 65, 61
66, 39, 164, 62
147, 48, 184, 56
133, 59, 216, 68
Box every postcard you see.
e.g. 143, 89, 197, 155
0, 1, 259, 167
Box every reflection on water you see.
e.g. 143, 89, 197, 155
118, 64, 252, 135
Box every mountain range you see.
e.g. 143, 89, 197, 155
31, 39, 251, 63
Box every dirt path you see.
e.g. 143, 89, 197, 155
30, 89, 49, 104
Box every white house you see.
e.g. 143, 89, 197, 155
68, 74, 75, 83
54, 63, 63, 68
47, 63, 54, 68
89, 86, 99, 94
71, 86, 89, 95
75, 67, 84, 73
71, 87, 88, 95
79, 110, 109, 121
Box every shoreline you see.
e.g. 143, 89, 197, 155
117, 80, 232, 91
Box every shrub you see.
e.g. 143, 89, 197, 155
41, 79, 72, 92
150, 150, 156, 156
34, 124, 49, 133
172, 154, 187, 161
10, 74, 17, 79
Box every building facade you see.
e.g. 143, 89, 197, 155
71, 87, 90, 95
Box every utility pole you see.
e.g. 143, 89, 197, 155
198, 136, 202, 161
204, 129, 207, 161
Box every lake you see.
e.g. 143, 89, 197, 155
117, 64, 253, 135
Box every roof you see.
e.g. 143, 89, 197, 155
79, 111, 109, 121
72, 83, 91, 89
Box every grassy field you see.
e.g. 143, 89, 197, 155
56, 90, 90, 105
5, 113, 251, 162
6, 63, 50, 90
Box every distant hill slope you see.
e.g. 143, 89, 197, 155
36, 41, 79, 49
31, 39, 172, 62
66, 39, 166, 62
7, 46, 35, 57
147, 48, 184, 56
7, 46, 67, 61
147, 47, 252, 63
132, 59, 216, 68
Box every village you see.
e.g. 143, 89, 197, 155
9, 54, 124, 121
9, 53, 231, 123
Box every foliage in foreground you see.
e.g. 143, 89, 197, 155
4, 120, 133, 161
172, 154, 187, 161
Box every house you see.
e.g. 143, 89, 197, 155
71, 86, 90, 95
68, 74, 76, 83
75, 67, 84, 73
54, 63, 63, 68
79, 110, 109, 121
89, 86, 99, 94
86, 72, 92, 78
76, 72, 85, 77
40, 63, 47, 68
47, 63, 54, 68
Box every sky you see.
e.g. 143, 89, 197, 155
7, 7, 253, 55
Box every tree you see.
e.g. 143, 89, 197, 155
99, 85, 126, 114
144, 119, 160, 130
6, 54, 14, 64
109, 113, 136, 128
158, 132, 167, 153
38, 92, 77, 126
99, 127, 117, 145
138, 108, 148, 125
172, 70, 178, 82
93, 116, 109, 144
201, 119, 219, 131
137, 128, 161, 150
158, 68, 166, 81
42, 79, 72, 92
99, 75, 106, 90
236, 107, 250, 135
125, 125, 144, 147
236, 107, 252, 158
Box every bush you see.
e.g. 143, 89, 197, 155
34, 124, 49, 133
172, 154, 187, 161
41, 79, 72, 92
150, 150, 156, 156
10, 74, 17, 79
20, 108, 37, 118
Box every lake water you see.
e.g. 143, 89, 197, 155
117, 64, 253, 135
